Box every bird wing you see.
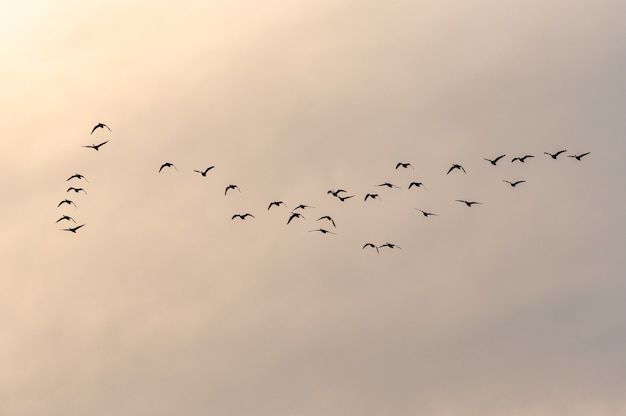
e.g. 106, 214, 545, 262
494, 154, 506, 162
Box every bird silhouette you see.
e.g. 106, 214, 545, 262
327, 189, 347, 197
447, 164, 466, 174
57, 199, 76, 208
408, 181, 425, 189
362, 243, 379, 253
456, 199, 482, 207
317, 215, 336, 227
159, 162, 177, 172
415, 208, 438, 217
267, 201, 287, 210
544, 150, 567, 159
66, 187, 87, 194
224, 184, 240, 195
337, 195, 355, 202
287, 212, 305, 224
90, 123, 111, 134
56, 215, 76, 223
364, 193, 381, 201
511, 155, 534, 163
484, 154, 506, 165
293, 204, 314, 211
66, 173, 88, 182
232, 213, 255, 220
568, 152, 590, 161
503, 180, 526, 187
60, 224, 85, 233
379, 242, 401, 250
194, 166, 214, 176
309, 228, 335, 235
395, 162, 413, 169
377, 182, 400, 189
83, 140, 109, 151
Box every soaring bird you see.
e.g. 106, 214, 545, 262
364, 193, 381, 201
224, 184, 240, 195
327, 189, 347, 197
337, 194, 354, 202
484, 154, 506, 165
57, 199, 76, 208
377, 182, 400, 189
408, 181, 425, 189
568, 152, 590, 161
503, 180, 526, 187
512, 155, 534, 163
362, 243, 379, 253
447, 164, 466, 174
415, 208, 438, 217
309, 228, 335, 235
66, 187, 87, 194
60, 224, 85, 233
456, 199, 482, 207
194, 166, 214, 176
293, 204, 314, 211
267, 201, 286, 210
66, 173, 88, 182
83, 140, 109, 151
91, 123, 111, 134
395, 162, 413, 169
287, 212, 305, 224
379, 242, 401, 250
56, 215, 76, 223
544, 150, 567, 159
232, 213, 255, 220
159, 162, 177, 172
317, 215, 336, 227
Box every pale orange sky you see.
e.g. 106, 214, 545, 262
1, 1, 625, 415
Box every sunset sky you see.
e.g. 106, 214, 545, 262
1, 1, 625, 415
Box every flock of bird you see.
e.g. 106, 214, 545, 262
57, 123, 591, 254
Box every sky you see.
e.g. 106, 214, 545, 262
1, 0, 625, 415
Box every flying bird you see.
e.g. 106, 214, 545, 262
364, 193, 381, 201
337, 194, 355, 202
90, 123, 111, 134
377, 182, 400, 189
231, 213, 255, 220
544, 150, 567, 159
415, 208, 438, 217
83, 140, 109, 151
287, 212, 305, 224
379, 242, 401, 250
194, 166, 214, 176
66, 173, 88, 182
56, 215, 76, 223
511, 155, 534, 163
456, 199, 482, 207
327, 189, 347, 197
362, 243, 379, 253
293, 204, 314, 211
267, 201, 286, 210
484, 154, 506, 165
568, 152, 590, 161
317, 215, 336, 227
503, 180, 526, 187
447, 164, 466, 174
309, 228, 335, 235
395, 162, 413, 169
408, 181, 425, 189
224, 184, 240, 195
66, 187, 87, 194
159, 162, 177, 172
60, 224, 85, 233
57, 199, 76, 208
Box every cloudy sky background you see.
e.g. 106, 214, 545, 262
1, 1, 625, 414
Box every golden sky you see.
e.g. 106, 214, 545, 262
1, 1, 625, 415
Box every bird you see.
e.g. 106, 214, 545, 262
415, 208, 438, 217
66, 187, 87, 194
267, 201, 286, 210
447, 164, 466, 174
159, 162, 177, 172
327, 189, 347, 197
57, 199, 76, 208
224, 184, 240, 195
287, 212, 305, 224
379, 242, 401, 250
60, 224, 85, 233
337, 194, 355, 202
364, 193, 381, 201
309, 228, 335, 235
503, 180, 526, 187
194, 166, 215, 176
484, 154, 506, 165
568, 152, 590, 161
83, 140, 109, 151
66, 173, 88, 182
377, 182, 400, 189
511, 155, 534, 163
56, 215, 76, 223
456, 199, 482, 207
232, 213, 255, 220
317, 215, 336, 227
408, 181, 425, 189
293, 204, 314, 211
544, 150, 567, 159
395, 162, 413, 169
362, 243, 379, 253
90, 123, 111, 134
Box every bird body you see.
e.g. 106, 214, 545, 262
61, 224, 85, 233
66, 173, 88, 182
309, 228, 335, 235
362, 243, 379, 253
287, 212, 305, 224
67, 187, 87, 194
379, 242, 401, 250
57, 199, 76, 208
456, 199, 482, 207
377, 182, 400, 189
56, 215, 76, 223
268, 201, 286, 210
364, 193, 380, 201
484, 154, 506, 165
415, 208, 437, 217
503, 180, 526, 187
317, 215, 336, 227
83, 140, 109, 151
159, 162, 177, 172
91, 123, 111, 134
512, 155, 534, 163
337, 195, 354, 202
293, 204, 314, 211
447, 164, 466, 174
224, 184, 240, 195
232, 213, 255, 220
327, 189, 347, 197
568, 152, 590, 161
194, 166, 214, 176
544, 150, 567, 159
395, 162, 413, 169
408, 181, 425, 189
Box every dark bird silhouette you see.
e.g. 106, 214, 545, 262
309, 228, 335, 235
287, 212, 305, 224
224, 184, 240, 195
415, 208, 438, 217
456, 199, 482, 207
379, 242, 401, 250
377, 182, 400, 189
66, 187, 87, 194
83, 140, 109, 151
293, 204, 314, 211
408, 181, 425, 189
362, 243, 379, 253
364, 193, 381, 201
568, 152, 590, 161
327, 189, 347, 197
159, 162, 177, 172
66, 173, 88, 182
512, 155, 534, 163
60, 224, 85, 233
317, 215, 336, 227
544, 150, 567, 159
90, 123, 111, 134
56, 215, 76, 223
267, 201, 286, 210
447, 164, 466, 174
503, 180, 526, 187
232, 213, 255, 220
484, 154, 506, 165
395, 162, 413, 169
194, 166, 214, 176
337, 194, 355, 202
57, 199, 76, 208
